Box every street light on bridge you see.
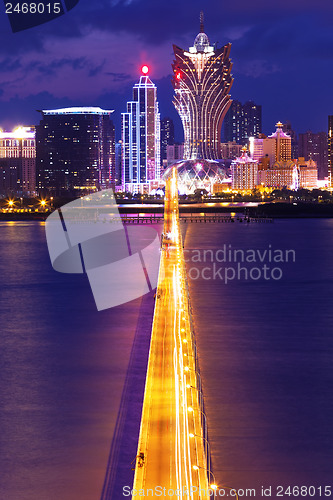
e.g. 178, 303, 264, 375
192, 464, 217, 494
189, 432, 211, 466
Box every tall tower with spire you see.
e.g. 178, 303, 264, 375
172, 13, 233, 160
121, 67, 161, 191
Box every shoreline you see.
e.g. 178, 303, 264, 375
1, 202, 333, 221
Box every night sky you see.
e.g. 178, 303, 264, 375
0, 0, 333, 141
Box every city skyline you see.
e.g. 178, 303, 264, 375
0, 2, 333, 139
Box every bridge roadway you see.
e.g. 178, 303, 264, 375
132, 168, 212, 498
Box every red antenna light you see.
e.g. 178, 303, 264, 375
141, 65, 149, 75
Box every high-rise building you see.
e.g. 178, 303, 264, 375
36, 107, 115, 195
160, 117, 175, 163
267, 121, 292, 162
249, 136, 264, 163
250, 122, 291, 167
223, 100, 243, 145
252, 122, 315, 189
250, 122, 300, 189
0, 126, 36, 195
121, 68, 161, 191
231, 147, 258, 190
329, 116, 333, 187
282, 121, 298, 159
115, 140, 122, 186
298, 131, 328, 180
243, 101, 262, 140
172, 12, 233, 160
166, 143, 185, 166
223, 100, 262, 144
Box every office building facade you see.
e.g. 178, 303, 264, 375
0, 126, 36, 195
160, 117, 175, 164
298, 131, 328, 180
223, 100, 262, 145
36, 107, 115, 195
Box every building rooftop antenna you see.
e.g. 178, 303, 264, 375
200, 11, 204, 33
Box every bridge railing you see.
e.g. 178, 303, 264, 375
179, 229, 213, 484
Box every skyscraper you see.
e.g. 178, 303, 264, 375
36, 107, 115, 195
328, 116, 333, 187
0, 126, 36, 195
160, 117, 175, 164
243, 101, 262, 141
121, 67, 161, 192
172, 12, 233, 160
223, 100, 244, 144
298, 131, 328, 180
223, 100, 262, 144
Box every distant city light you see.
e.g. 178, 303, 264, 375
141, 65, 149, 75
41, 107, 114, 116
0, 126, 35, 139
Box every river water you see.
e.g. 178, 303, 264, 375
0, 219, 332, 499
184, 218, 333, 498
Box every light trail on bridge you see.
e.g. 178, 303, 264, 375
132, 167, 216, 498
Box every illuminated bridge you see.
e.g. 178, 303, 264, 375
131, 167, 215, 498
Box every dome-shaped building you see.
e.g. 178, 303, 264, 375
163, 159, 228, 194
